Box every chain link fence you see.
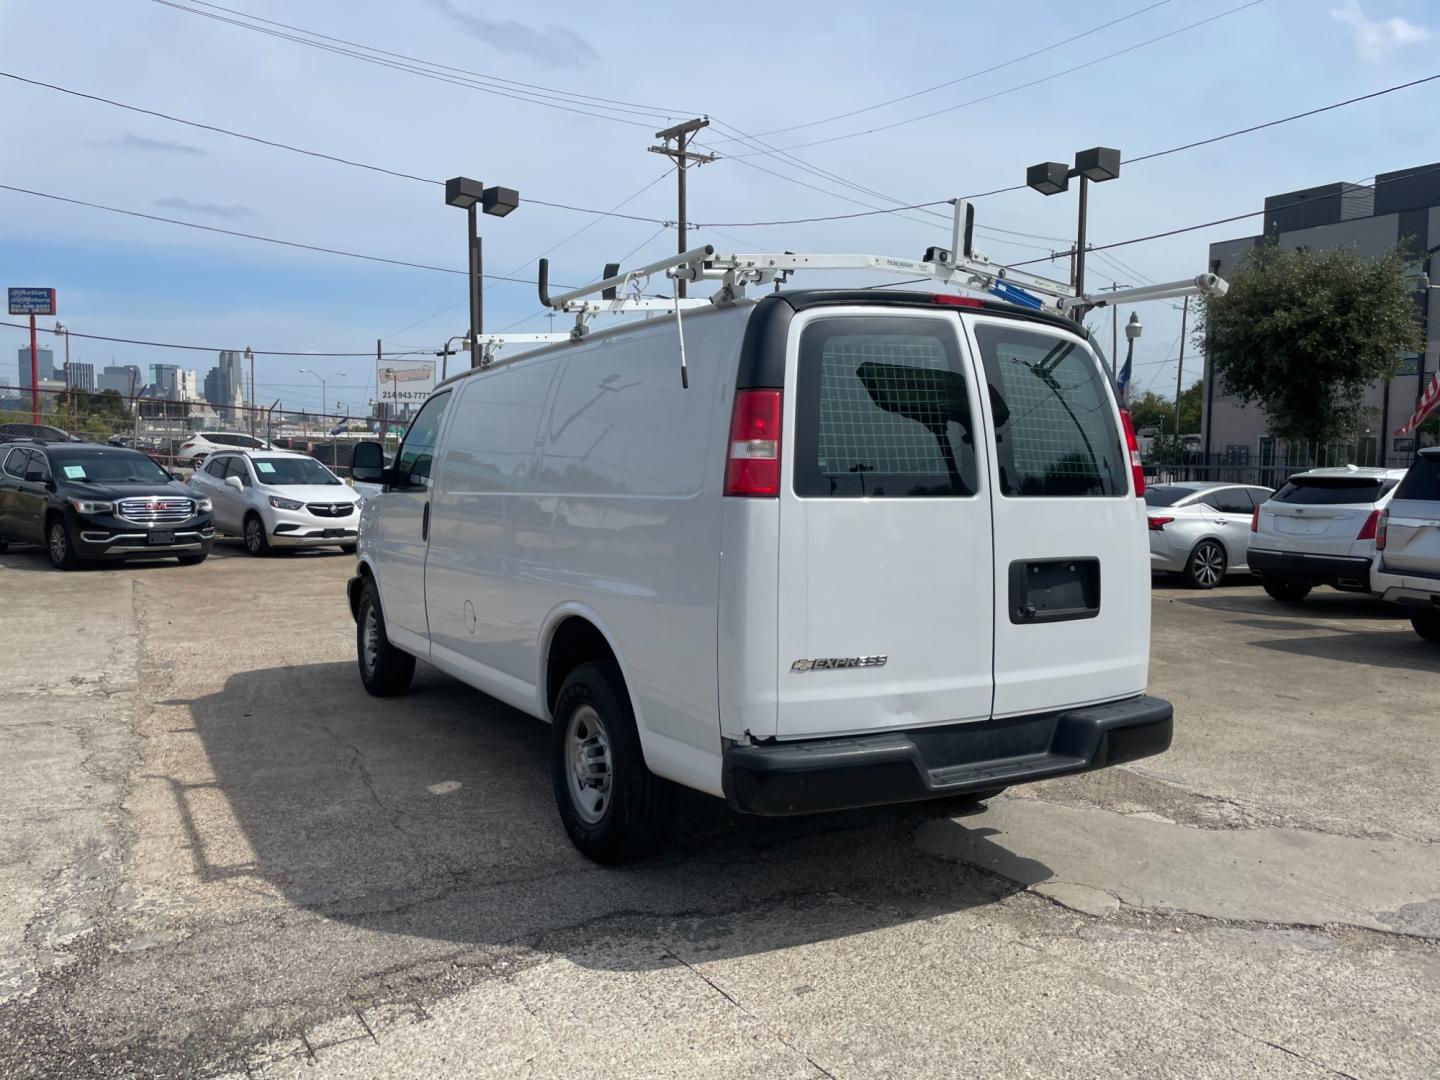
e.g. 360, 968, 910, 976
0, 386, 406, 478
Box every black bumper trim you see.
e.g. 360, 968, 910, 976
722, 695, 1173, 816
1248, 548, 1372, 590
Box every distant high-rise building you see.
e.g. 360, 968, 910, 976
17, 346, 55, 391
150, 363, 182, 400
97, 364, 141, 395
177, 369, 199, 402
67, 361, 96, 392
217, 350, 245, 408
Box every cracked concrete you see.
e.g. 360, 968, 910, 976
1, 552, 1438, 1078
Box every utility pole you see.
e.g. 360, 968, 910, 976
1173, 296, 1190, 438
375, 339, 386, 450
649, 117, 715, 298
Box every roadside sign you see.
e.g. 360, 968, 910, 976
376, 360, 436, 405
8, 287, 56, 316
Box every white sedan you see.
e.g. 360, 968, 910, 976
190, 449, 361, 555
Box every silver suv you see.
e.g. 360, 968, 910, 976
1372, 448, 1440, 642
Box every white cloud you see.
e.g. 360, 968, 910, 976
1330, 1, 1431, 62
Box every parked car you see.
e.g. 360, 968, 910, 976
190, 449, 360, 555
1145, 481, 1275, 588
175, 431, 277, 466
1371, 448, 1440, 642
0, 441, 213, 569
346, 290, 1173, 863
0, 423, 81, 444
1248, 465, 1407, 602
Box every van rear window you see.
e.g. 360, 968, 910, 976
1394, 456, 1440, 501
793, 317, 978, 498
972, 323, 1124, 497
1272, 477, 1391, 505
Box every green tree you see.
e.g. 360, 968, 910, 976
1195, 244, 1421, 445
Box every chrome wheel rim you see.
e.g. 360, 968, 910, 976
245, 519, 261, 552
565, 704, 612, 825
1193, 543, 1223, 587
48, 523, 66, 563
361, 604, 380, 674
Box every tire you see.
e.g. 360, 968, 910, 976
1184, 539, 1226, 589
1262, 579, 1311, 603
1409, 608, 1440, 644
0, 535, 8, 554
945, 786, 1007, 811
46, 514, 81, 571
177, 552, 208, 566
356, 578, 415, 697
242, 513, 271, 557
551, 661, 673, 864
340, 543, 357, 554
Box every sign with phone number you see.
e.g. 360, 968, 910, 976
376, 361, 436, 404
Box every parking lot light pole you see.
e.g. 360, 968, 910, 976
1026, 147, 1121, 317
445, 177, 520, 370
437, 334, 470, 381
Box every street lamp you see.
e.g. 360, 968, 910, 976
445, 176, 520, 371
1118, 311, 1142, 403
53, 321, 72, 431
437, 334, 471, 381
297, 368, 347, 423
1026, 147, 1121, 313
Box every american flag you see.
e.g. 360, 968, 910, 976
1395, 371, 1440, 437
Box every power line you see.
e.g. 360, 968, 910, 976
706, 0, 1177, 144
149, 0, 674, 129
0, 319, 422, 357
718, 0, 1266, 156
0, 182, 582, 285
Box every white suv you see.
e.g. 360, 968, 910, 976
1372, 448, 1440, 642
346, 291, 1172, 862
190, 449, 360, 555
1248, 465, 1406, 602
176, 431, 277, 466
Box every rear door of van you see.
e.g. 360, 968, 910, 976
962, 314, 1150, 717
1382, 452, 1440, 576
774, 307, 995, 738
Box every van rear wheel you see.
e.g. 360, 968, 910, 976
551, 662, 673, 864
1409, 608, 1440, 643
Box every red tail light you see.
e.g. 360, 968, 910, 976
930, 293, 984, 307
1118, 408, 1145, 496
1356, 509, 1381, 542
1376, 509, 1389, 550
1147, 516, 1174, 531
1250, 505, 1260, 533
724, 389, 782, 497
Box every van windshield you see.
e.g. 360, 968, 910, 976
972, 324, 1124, 497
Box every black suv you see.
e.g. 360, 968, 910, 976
0, 442, 215, 569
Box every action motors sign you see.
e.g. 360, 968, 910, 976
8, 287, 56, 316
376, 360, 436, 405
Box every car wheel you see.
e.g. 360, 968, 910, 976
356, 579, 415, 696
46, 515, 80, 571
1184, 539, 1226, 589
340, 543, 357, 554
242, 513, 270, 557
1409, 608, 1440, 644
551, 661, 674, 864
1262, 580, 1311, 603
177, 552, 208, 566
0, 535, 8, 554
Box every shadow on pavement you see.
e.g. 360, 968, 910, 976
170, 660, 1035, 970
1168, 589, 1406, 621
1246, 626, 1438, 671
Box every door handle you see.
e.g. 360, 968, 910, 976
422, 501, 430, 541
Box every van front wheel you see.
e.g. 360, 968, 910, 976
551, 662, 673, 864
356, 579, 415, 696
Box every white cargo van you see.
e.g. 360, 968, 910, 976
347, 289, 1172, 862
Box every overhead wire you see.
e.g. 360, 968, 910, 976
0, 318, 424, 357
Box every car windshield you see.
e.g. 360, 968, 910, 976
1143, 486, 1197, 507
48, 450, 172, 484
1272, 476, 1392, 505
250, 456, 341, 486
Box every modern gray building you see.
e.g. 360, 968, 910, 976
216, 350, 245, 408
67, 361, 96, 392
16, 345, 55, 391
150, 363, 182, 401
97, 364, 141, 395
1204, 162, 1440, 469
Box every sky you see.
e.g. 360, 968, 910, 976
1, 0, 1437, 415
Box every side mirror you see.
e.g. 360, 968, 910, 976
224, 474, 244, 492
351, 440, 386, 484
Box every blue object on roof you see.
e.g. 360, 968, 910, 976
991, 279, 1044, 309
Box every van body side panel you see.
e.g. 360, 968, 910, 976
717, 498, 781, 742
961, 314, 1150, 717
775, 308, 996, 739
530, 306, 748, 765
423, 355, 562, 700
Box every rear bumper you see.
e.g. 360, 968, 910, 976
1373, 565, 1440, 607
1247, 548, 1371, 591
722, 695, 1173, 816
